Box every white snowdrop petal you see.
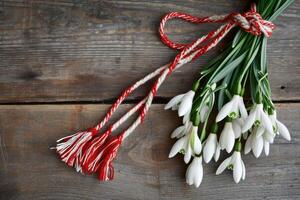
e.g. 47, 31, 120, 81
252, 136, 264, 158
194, 167, 203, 188
184, 144, 192, 163
216, 100, 234, 122
186, 178, 193, 185
203, 134, 217, 163
185, 163, 194, 185
241, 159, 246, 180
264, 140, 270, 156
194, 158, 203, 188
232, 119, 242, 138
183, 111, 191, 124
214, 144, 221, 162
168, 136, 186, 158
171, 126, 185, 139
264, 131, 275, 143
244, 133, 253, 154
225, 123, 235, 153
233, 153, 243, 183
269, 136, 274, 144
261, 111, 274, 135
226, 133, 235, 153
231, 96, 240, 116
242, 108, 257, 132
219, 123, 230, 150
178, 91, 195, 117
178, 102, 191, 117
256, 126, 265, 138
165, 94, 184, 110
276, 120, 291, 141
171, 104, 179, 111
216, 157, 231, 175
192, 132, 202, 155
238, 97, 248, 118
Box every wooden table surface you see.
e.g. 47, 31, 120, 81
0, 1, 299, 199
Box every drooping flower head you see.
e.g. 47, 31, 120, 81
203, 123, 220, 163
169, 125, 202, 163
216, 95, 247, 122
186, 156, 203, 187
216, 142, 246, 183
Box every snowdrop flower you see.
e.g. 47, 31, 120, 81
169, 125, 202, 163
203, 133, 220, 163
219, 122, 235, 153
263, 129, 275, 144
244, 109, 291, 157
216, 151, 246, 183
170, 121, 192, 139
186, 156, 203, 188
251, 129, 264, 158
216, 95, 247, 122
244, 127, 262, 157
242, 104, 273, 135
269, 111, 291, 141
262, 127, 276, 156
261, 122, 276, 144
244, 126, 273, 157
165, 90, 195, 118
168, 135, 188, 158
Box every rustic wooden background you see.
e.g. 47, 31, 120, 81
0, 0, 299, 199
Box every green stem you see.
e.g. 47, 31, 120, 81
234, 36, 261, 93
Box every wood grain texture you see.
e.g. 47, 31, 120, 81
0, 104, 299, 200
0, 0, 299, 103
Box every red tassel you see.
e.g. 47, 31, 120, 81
54, 127, 98, 168
81, 134, 121, 174
97, 135, 123, 181
80, 130, 111, 173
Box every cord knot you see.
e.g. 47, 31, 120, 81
232, 4, 275, 38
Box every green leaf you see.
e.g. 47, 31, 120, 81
201, 48, 231, 75
211, 51, 247, 83
207, 36, 247, 84
249, 65, 258, 103
260, 37, 267, 73
232, 30, 242, 48
269, 0, 294, 21
253, 61, 271, 100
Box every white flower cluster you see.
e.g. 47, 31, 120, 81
166, 92, 291, 187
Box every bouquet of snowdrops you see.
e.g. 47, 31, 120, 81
166, 0, 293, 187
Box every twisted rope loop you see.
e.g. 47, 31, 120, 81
159, 3, 274, 54
54, 3, 274, 181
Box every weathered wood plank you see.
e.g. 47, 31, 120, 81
0, 104, 299, 200
0, 1, 299, 103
